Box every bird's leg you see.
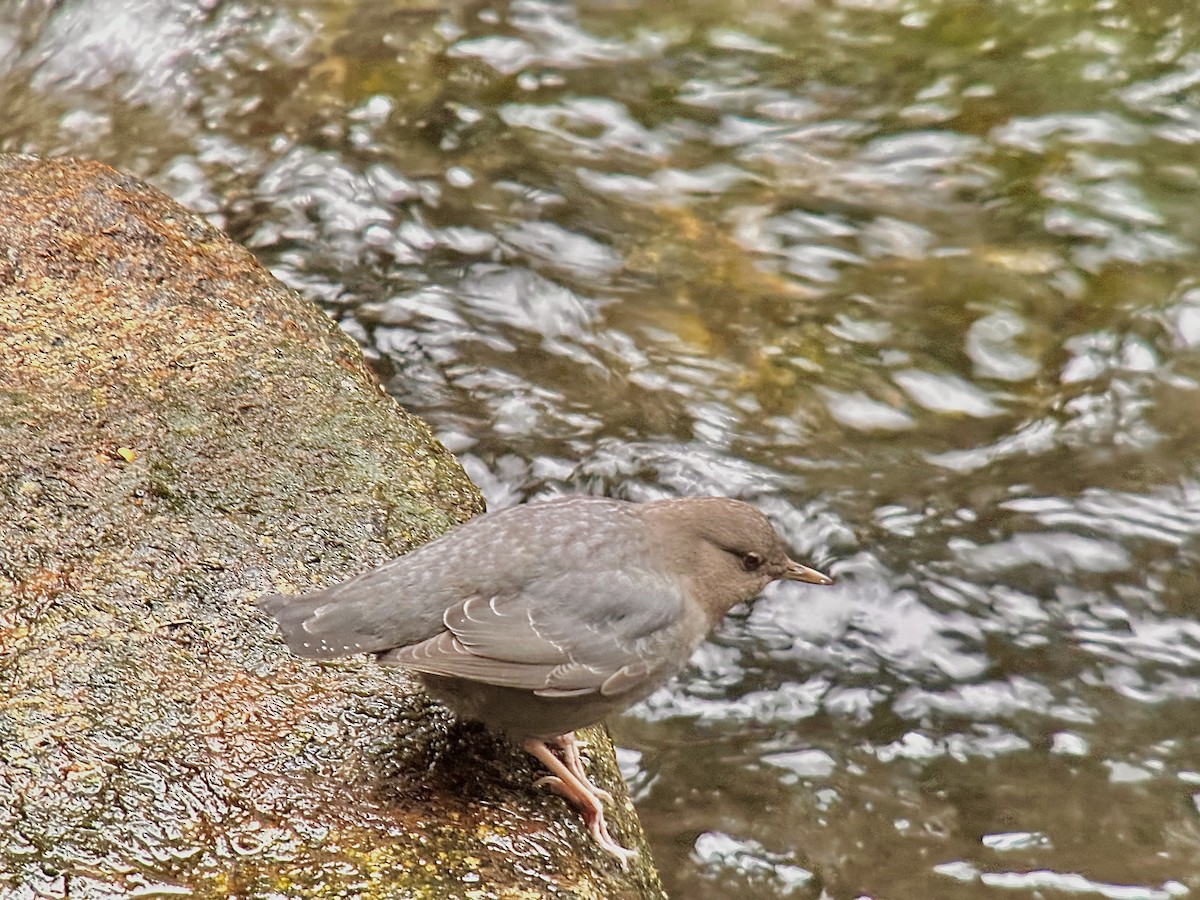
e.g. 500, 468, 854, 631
523, 738, 637, 863
549, 732, 614, 805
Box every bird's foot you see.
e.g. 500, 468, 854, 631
550, 733, 614, 804
533, 773, 637, 862
524, 738, 637, 864
533, 773, 614, 807
581, 800, 639, 863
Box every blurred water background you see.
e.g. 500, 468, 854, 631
4, 1, 1200, 896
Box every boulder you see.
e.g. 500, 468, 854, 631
0, 155, 664, 899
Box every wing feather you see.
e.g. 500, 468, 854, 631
383, 569, 689, 697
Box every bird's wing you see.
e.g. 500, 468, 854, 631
383, 570, 689, 698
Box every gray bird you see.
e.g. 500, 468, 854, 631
258, 495, 833, 860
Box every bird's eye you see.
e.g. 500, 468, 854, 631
741, 552, 764, 572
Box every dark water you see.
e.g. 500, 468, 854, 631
5, 0, 1200, 896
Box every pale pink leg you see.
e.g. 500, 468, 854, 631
523, 737, 637, 863
551, 732, 614, 805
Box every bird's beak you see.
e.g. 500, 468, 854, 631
783, 559, 834, 585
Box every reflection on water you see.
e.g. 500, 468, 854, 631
5, 0, 1200, 896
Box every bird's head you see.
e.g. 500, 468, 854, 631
643, 497, 833, 623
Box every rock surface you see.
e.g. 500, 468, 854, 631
0, 155, 664, 899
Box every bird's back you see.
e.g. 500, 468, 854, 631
258, 497, 661, 659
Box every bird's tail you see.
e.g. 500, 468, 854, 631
257, 591, 348, 659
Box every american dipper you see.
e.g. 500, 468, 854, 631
258, 495, 832, 859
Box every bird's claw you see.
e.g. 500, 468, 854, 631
525, 737, 637, 863
586, 808, 639, 863
535, 774, 613, 807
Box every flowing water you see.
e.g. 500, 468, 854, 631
4, 0, 1200, 896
